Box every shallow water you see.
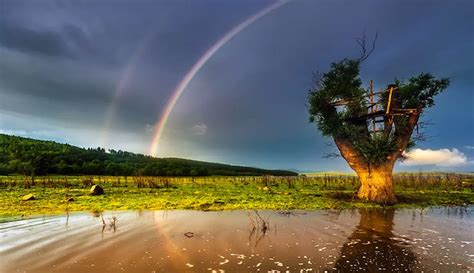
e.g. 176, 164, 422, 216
1, 207, 472, 272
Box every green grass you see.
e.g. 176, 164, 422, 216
0, 175, 472, 220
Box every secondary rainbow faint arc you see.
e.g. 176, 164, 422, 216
101, 29, 155, 148
148, 0, 289, 156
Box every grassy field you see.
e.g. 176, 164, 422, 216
0, 173, 473, 220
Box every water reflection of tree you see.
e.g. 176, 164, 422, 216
334, 209, 417, 272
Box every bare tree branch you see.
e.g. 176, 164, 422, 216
356, 31, 378, 63
311, 70, 323, 90
323, 152, 341, 159
322, 141, 340, 159
411, 119, 436, 143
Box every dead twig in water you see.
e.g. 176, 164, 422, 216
99, 215, 118, 233
247, 210, 272, 248
254, 210, 269, 233
110, 216, 117, 232
100, 215, 106, 227
247, 211, 257, 231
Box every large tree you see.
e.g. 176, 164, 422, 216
308, 47, 449, 204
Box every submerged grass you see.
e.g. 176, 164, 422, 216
0, 174, 472, 219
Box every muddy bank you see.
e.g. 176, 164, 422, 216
1, 207, 472, 272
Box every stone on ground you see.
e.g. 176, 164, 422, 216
21, 194, 35, 201
90, 185, 104, 196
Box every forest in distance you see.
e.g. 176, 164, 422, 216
0, 134, 296, 177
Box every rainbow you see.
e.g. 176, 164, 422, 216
100, 29, 155, 148
148, 0, 289, 156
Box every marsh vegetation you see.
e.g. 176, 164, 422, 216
1, 173, 472, 218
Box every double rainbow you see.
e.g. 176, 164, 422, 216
103, 0, 289, 156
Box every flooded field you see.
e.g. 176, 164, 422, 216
1, 207, 472, 272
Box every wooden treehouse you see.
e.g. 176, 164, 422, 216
331, 80, 419, 133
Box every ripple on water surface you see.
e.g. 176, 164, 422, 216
0, 207, 473, 272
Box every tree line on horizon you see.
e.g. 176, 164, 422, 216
0, 134, 296, 177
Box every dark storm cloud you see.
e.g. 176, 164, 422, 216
0, 21, 72, 57
160, 0, 474, 170
1, 0, 473, 171
0, 9, 103, 62
0, 49, 164, 132
0, 0, 272, 138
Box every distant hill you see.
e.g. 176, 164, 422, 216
0, 134, 297, 177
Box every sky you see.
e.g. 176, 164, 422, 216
0, 0, 473, 172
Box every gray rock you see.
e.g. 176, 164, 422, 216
21, 194, 35, 201
90, 185, 104, 196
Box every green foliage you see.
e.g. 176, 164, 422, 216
308, 59, 367, 138
0, 134, 296, 177
354, 134, 397, 165
380, 73, 450, 109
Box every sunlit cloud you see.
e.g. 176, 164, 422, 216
191, 123, 207, 136
145, 123, 153, 134
402, 148, 470, 167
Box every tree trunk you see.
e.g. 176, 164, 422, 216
334, 138, 398, 204
355, 164, 397, 205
